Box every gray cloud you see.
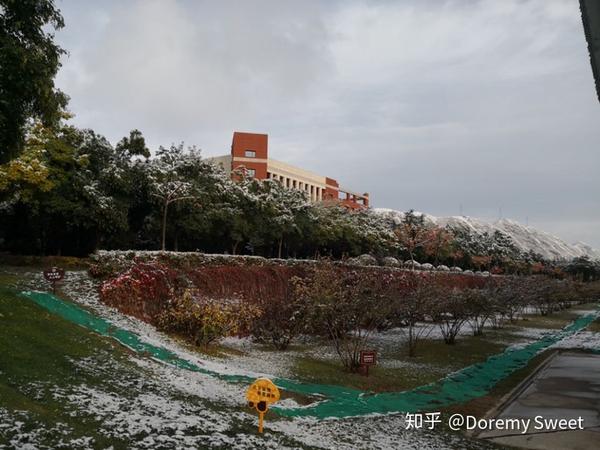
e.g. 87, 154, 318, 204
55, 0, 600, 247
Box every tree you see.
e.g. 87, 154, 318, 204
430, 287, 468, 345
115, 129, 150, 159
423, 227, 454, 265
251, 277, 307, 350
0, 0, 68, 162
295, 263, 392, 372
565, 257, 600, 282
0, 119, 134, 255
394, 210, 431, 267
464, 288, 492, 336
149, 144, 202, 251
249, 179, 309, 258
389, 274, 436, 357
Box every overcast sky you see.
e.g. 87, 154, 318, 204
54, 0, 600, 247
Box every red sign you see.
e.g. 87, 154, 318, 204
360, 350, 376, 366
43, 267, 65, 282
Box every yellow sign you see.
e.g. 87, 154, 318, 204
246, 378, 280, 433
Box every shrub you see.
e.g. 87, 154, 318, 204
157, 289, 260, 347
464, 288, 492, 336
430, 287, 468, 345
100, 261, 182, 322
387, 274, 436, 357
295, 263, 393, 372
381, 256, 401, 267
250, 278, 307, 350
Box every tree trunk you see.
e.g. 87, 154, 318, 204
408, 325, 416, 357
278, 237, 283, 259
161, 201, 168, 251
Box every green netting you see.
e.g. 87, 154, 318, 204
19, 290, 599, 419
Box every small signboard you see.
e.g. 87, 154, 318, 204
246, 378, 280, 433
43, 267, 65, 293
360, 350, 377, 377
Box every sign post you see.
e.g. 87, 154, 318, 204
246, 378, 280, 433
43, 267, 65, 294
359, 350, 377, 377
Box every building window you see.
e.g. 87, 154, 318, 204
247, 168, 256, 178
245, 150, 256, 158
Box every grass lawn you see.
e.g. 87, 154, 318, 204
517, 302, 597, 329
294, 332, 516, 393
586, 318, 600, 332
291, 303, 599, 393
0, 285, 320, 449
0, 287, 136, 448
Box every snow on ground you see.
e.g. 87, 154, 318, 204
551, 331, 600, 351
4, 268, 497, 449
0, 407, 76, 450
25, 270, 274, 380
220, 336, 305, 378
4, 268, 598, 449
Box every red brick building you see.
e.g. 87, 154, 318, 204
209, 132, 369, 208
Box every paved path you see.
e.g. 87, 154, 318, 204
481, 351, 600, 449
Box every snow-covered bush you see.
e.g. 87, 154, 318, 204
436, 265, 450, 271
404, 260, 421, 269
450, 266, 463, 272
347, 254, 378, 267
381, 256, 400, 267
421, 263, 434, 271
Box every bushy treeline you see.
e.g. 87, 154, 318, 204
0, 121, 395, 259
288, 264, 599, 370
1, 1, 596, 276
0, 120, 594, 275
98, 259, 600, 372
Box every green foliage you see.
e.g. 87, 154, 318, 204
564, 257, 600, 282
115, 129, 150, 159
0, 122, 146, 254
0, 117, 590, 281
0, 0, 68, 162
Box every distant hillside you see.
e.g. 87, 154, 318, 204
374, 209, 600, 262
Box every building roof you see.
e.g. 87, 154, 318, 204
580, 0, 600, 102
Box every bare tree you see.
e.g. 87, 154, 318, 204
393, 279, 436, 356
295, 263, 392, 372
430, 287, 468, 345
464, 288, 493, 336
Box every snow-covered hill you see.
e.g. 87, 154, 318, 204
374, 208, 600, 262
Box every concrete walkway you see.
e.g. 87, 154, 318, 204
481, 351, 600, 450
